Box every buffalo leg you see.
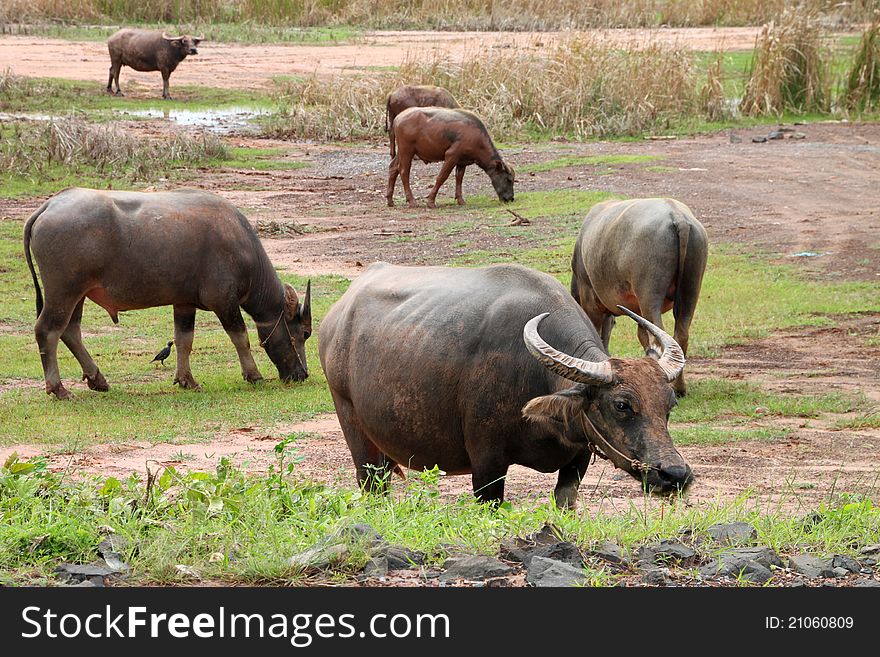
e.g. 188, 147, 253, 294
425, 157, 457, 209
670, 309, 694, 397
161, 70, 172, 100
386, 155, 400, 207
470, 453, 508, 505
334, 393, 395, 493
396, 148, 418, 208
35, 302, 77, 399
215, 306, 264, 384
553, 451, 590, 510
172, 305, 200, 390
454, 164, 467, 205
599, 314, 616, 352
108, 63, 123, 95
60, 297, 108, 392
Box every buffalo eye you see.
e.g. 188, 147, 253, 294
303, 330, 312, 340
614, 400, 632, 413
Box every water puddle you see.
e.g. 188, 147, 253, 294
119, 106, 269, 134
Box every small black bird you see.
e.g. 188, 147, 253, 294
151, 340, 174, 367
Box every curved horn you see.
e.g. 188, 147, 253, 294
162, 32, 183, 40
523, 313, 613, 385
616, 306, 685, 382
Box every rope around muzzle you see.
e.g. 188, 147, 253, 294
577, 412, 658, 474
257, 309, 307, 374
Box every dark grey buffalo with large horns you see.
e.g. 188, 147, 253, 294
24, 188, 311, 399
319, 262, 692, 508
106, 28, 203, 99
387, 107, 515, 208
571, 198, 709, 396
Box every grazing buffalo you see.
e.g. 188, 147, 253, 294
107, 29, 202, 99
387, 107, 515, 208
385, 84, 460, 132
319, 262, 692, 508
24, 188, 311, 399
570, 198, 709, 396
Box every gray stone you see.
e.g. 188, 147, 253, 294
337, 523, 384, 548
705, 522, 757, 546
588, 540, 628, 566
855, 578, 880, 587
752, 136, 768, 143
861, 557, 877, 567
698, 547, 782, 584
54, 562, 117, 584
832, 554, 861, 573
521, 541, 584, 569
287, 543, 350, 573
384, 547, 425, 570
636, 539, 697, 567
362, 556, 388, 578
788, 554, 835, 579
641, 567, 670, 586
729, 132, 743, 144
527, 557, 586, 588
767, 130, 785, 140
499, 525, 562, 562
174, 565, 201, 580
789, 132, 807, 140
859, 544, 880, 556
832, 567, 849, 578
439, 556, 514, 582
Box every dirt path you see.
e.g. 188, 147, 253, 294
1, 27, 773, 91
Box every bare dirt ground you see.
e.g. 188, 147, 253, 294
1, 30, 878, 515
0, 27, 796, 90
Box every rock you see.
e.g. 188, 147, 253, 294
499, 524, 562, 562
97, 537, 131, 574
521, 541, 584, 569
636, 540, 697, 567
705, 522, 757, 546
362, 556, 388, 578
641, 568, 670, 586
527, 557, 586, 588
859, 544, 880, 556
174, 565, 201, 580
384, 547, 426, 570
588, 540, 628, 566
752, 136, 768, 143
861, 557, 877, 567
54, 562, 117, 584
788, 554, 835, 579
832, 554, 861, 573
67, 577, 105, 588
337, 523, 384, 548
729, 132, 742, 143
855, 578, 880, 587
287, 543, 350, 573
789, 132, 806, 140
439, 556, 514, 582
832, 567, 849, 578
698, 547, 783, 584
767, 130, 785, 140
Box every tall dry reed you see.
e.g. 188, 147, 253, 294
843, 18, 880, 111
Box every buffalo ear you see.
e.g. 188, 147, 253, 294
522, 386, 585, 425
283, 283, 299, 321
193, 38, 202, 45
494, 160, 505, 172
171, 39, 182, 48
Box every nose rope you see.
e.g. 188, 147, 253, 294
257, 309, 307, 374
578, 412, 658, 473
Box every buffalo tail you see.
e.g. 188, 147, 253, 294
23, 199, 50, 317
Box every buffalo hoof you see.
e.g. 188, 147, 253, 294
114, 91, 124, 97
456, 198, 466, 206
173, 373, 201, 391
426, 200, 437, 209
47, 383, 71, 400
387, 199, 395, 208
244, 374, 264, 385
405, 200, 418, 209
83, 370, 110, 392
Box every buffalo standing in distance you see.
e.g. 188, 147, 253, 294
387, 107, 515, 208
24, 188, 311, 399
571, 198, 709, 396
319, 262, 692, 508
385, 84, 460, 133
107, 29, 202, 100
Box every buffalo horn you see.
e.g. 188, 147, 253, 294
616, 306, 685, 382
523, 313, 613, 385
300, 280, 312, 319
162, 32, 184, 40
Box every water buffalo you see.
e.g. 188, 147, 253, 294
24, 188, 311, 399
387, 107, 515, 208
385, 84, 460, 133
570, 198, 709, 396
319, 262, 692, 508
107, 29, 202, 100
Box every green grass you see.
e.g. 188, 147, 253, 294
211, 147, 309, 172
0, 455, 877, 586
671, 425, 793, 446
0, 75, 273, 115
524, 154, 661, 174
5, 22, 362, 45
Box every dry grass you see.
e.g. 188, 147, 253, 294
740, 9, 832, 116
699, 53, 729, 121
265, 33, 701, 140
1, 0, 876, 29
0, 116, 228, 180
844, 18, 880, 111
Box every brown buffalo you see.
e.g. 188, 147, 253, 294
24, 188, 311, 399
570, 198, 709, 396
107, 29, 203, 100
385, 84, 460, 132
387, 107, 515, 208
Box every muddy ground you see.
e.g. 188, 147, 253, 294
0, 30, 878, 515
